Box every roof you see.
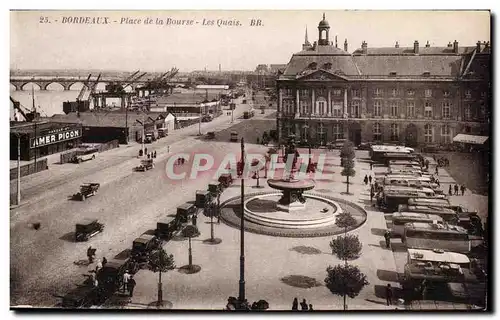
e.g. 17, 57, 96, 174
453, 134, 489, 145
133, 234, 156, 243
406, 205, 457, 214
393, 212, 443, 221
406, 222, 468, 233
10, 121, 81, 134
76, 218, 98, 225
49, 111, 172, 128
372, 145, 412, 153
407, 248, 470, 264
156, 92, 220, 105
352, 46, 476, 56
195, 85, 229, 90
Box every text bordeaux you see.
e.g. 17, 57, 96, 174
62, 17, 110, 24
30, 129, 81, 149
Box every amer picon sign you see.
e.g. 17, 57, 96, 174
30, 127, 82, 149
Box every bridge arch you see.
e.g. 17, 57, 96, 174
20, 82, 42, 91
68, 82, 85, 91
44, 82, 65, 91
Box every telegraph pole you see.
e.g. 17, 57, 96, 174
16, 134, 21, 205
198, 103, 202, 135
238, 137, 246, 304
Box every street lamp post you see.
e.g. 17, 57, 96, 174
16, 133, 21, 205
238, 138, 246, 304
136, 118, 145, 156
198, 102, 202, 136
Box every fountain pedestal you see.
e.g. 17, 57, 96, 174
276, 189, 306, 212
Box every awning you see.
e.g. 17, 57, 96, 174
452, 134, 489, 145
176, 116, 200, 121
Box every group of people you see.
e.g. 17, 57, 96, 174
363, 174, 373, 186
122, 270, 137, 297
291, 298, 313, 311
146, 151, 157, 159
176, 157, 186, 165
449, 184, 467, 196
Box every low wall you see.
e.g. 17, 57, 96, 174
9, 158, 48, 181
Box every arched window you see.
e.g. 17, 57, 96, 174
424, 124, 433, 143
373, 123, 382, 141
441, 125, 452, 143
390, 124, 399, 141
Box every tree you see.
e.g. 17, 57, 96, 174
148, 248, 175, 307
334, 211, 359, 266
340, 140, 356, 194
325, 264, 369, 310
330, 234, 362, 261
182, 225, 200, 272
203, 192, 222, 244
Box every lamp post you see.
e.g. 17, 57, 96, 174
238, 138, 246, 304
198, 102, 202, 136
16, 133, 21, 205
136, 118, 145, 156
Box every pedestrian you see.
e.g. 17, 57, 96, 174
102, 257, 107, 268
384, 230, 391, 249
300, 298, 308, 310
374, 181, 379, 192
95, 259, 103, 272
370, 161, 373, 170
449, 185, 453, 196
454, 184, 459, 195
461, 185, 466, 196
370, 190, 374, 203
145, 147, 148, 155
122, 270, 131, 293
147, 153, 150, 159
167, 145, 170, 153
309, 304, 314, 311
192, 213, 197, 226
386, 284, 393, 306
127, 276, 136, 297
435, 166, 439, 175
435, 179, 440, 188
425, 159, 430, 170
364, 175, 368, 185
369, 175, 372, 185
87, 246, 95, 264
292, 297, 298, 311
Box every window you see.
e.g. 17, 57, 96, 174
390, 124, 399, 141
283, 88, 293, 96
443, 90, 450, 97
424, 89, 432, 98
407, 89, 415, 97
465, 89, 472, 99
374, 88, 383, 97
373, 123, 382, 141
441, 125, 452, 143
316, 88, 325, 97
424, 102, 433, 118
317, 122, 326, 142
390, 102, 399, 117
391, 88, 398, 97
424, 124, 433, 143
407, 101, 415, 118
464, 104, 472, 120
333, 123, 343, 140
332, 101, 342, 117
300, 89, 309, 97
300, 125, 308, 141
318, 101, 326, 115
332, 89, 342, 96
351, 101, 360, 118
282, 99, 291, 114
373, 101, 382, 116
442, 102, 451, 119
299, 101, 309, 115
351, 89, 360, 98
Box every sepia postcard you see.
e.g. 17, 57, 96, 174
9, 9, 491, 311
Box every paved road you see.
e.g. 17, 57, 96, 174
10, 96, 283, 306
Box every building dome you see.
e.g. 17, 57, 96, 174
318, 13, 330, 28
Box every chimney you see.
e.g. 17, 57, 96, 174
447, 42, 452, 48
425, 41, 430, 48
453, 40, 459, 54
485, 41, 490, 49
414, 40, 419, 54
361, 41, 367, 54
477, 40, 482, 51
335, 35, 338, 48
344, 38, 348, 52
395, 41, 399, 48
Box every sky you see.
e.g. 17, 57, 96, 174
10, 10, 491, 72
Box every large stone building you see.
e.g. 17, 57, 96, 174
276, 14, 491, 147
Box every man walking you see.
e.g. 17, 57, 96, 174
87, 246, 95, 264
386, 284, 393, 306
192, 213, 197, 226
102, 257, 107, 268
122, 270, 131, 293
454, 184, 459, 196
384, 230, 391, 249
449, 185, 453, 196
127, 276, 136, 298
435, 166, 439, 175
461, 185, 466, 196
364, 175, 369, 185
300, 298, 309, 310
368, 175, 372, 185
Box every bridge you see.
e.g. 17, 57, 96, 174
9, 76, 151, 91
